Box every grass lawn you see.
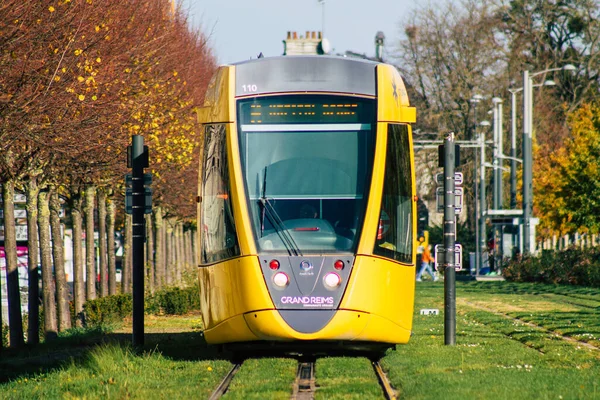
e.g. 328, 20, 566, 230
382, 281, 600, 400
0, 281, 598, 399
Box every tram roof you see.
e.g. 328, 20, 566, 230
230, 56, 382, 97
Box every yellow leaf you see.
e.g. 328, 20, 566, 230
78, 94, 85, 101
54, 76, 60, 82
48, 6, 55, 12
96, 57, 101, 63
74, 49, 82, 56
95, 25, 100, 32
77, 76, 84, 82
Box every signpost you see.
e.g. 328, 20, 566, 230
437, 132, 461, 346
126, 135, 151, 347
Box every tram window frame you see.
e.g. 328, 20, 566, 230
200, 123, 241, 265
373, 123, 413, 263
236, 94, 376, 254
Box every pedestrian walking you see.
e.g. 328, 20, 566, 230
416, 245, 437, 282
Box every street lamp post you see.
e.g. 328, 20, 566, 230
508, 80, 555, 254
522, 64, 576, 255
522, 69, 533, 255
492, 97, 503, 271
479, 119, 491, 272
470, 94, 484, 275
492, 97, 503, 211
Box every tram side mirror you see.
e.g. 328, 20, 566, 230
437, 144, 461, 168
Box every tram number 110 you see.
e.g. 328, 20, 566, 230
242, 84, 258, 93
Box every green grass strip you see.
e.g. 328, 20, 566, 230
315, 357, 382, 399
223, 358, 297, 399
384, 282, 600, 399
0, 344, 232, 399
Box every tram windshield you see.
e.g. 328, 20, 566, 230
237, 95, 376, 254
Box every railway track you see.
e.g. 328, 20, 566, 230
372, 360, 398, 400
208, 362, 242, 400
291, 359, 316, 399
208, 357, 398, 399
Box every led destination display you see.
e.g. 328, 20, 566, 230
238, 95, 375, 125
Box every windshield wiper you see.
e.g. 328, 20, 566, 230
259, 166, 302, 256
260, 167, 267, 237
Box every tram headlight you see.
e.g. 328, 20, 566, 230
323, 272, 341, 289
273, 272, 289, 288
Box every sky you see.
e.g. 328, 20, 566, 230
179, 0, 416, 65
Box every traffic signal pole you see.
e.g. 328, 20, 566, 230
130, 135, 147, 347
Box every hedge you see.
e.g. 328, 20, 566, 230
503, 246, 600, 287
83, 286, 201, 327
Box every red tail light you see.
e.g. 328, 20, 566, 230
334, 260, 344, 270
269, 260, 280, 270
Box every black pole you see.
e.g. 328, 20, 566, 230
131, 135, 145, 347
443, 132, 456, 346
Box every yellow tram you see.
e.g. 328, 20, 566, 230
197, 55, 417, 354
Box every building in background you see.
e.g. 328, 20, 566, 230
283, 31, 330, 56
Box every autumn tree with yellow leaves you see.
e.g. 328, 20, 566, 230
536, 103, 600, 236
0, 0, 215, 349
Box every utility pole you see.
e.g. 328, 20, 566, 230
318, 0, 325, 38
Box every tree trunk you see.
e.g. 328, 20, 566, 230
153, 207, 164, 289
122, 213, 132, 293
97, 188, 108, 297
107, 196, 117, 296
38, 189, 57, 340
50, 188, 71, 331
2, 181, 24, 347
25, 179, 40, 345
177, 223, 184, 284
145, 213, 154, 294
166, 219, 173, 286
183, 228, 190, 277
84, 185, 96, 300
70, 189, 85, 327
170, 221, 177, 285
192, 229, 197, 268
162, 217, 168, 286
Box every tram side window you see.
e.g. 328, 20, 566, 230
373, 124, 413, 263
200, 124, 240, 264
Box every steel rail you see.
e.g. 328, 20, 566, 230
209, 362, 242, 400
372, 360, 398, 400
291, 359, 316, 400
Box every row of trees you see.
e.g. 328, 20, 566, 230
0, 0, 216, 350
395, 0, 600, 239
